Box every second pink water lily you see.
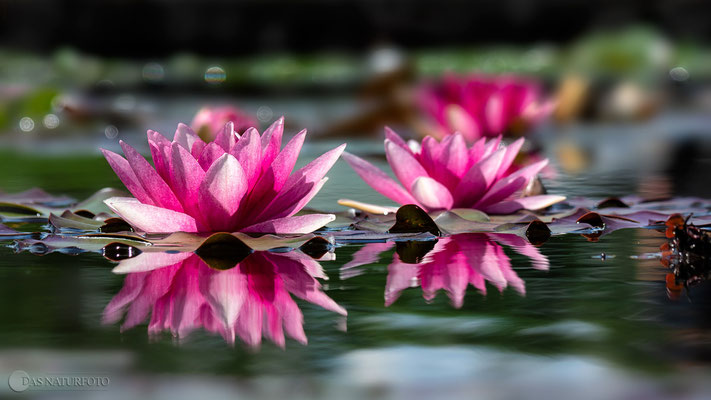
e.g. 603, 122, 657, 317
418, 74, 555, 141
102, 118, 345, 233
342, 128, 564, 214
191, 105, 258, 140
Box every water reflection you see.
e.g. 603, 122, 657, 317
103, 250, 346, 347
343, 233, 549, 308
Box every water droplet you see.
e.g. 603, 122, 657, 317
19, 117, 35, 132
105, 125, 119, 139
257, 106, 273, 122
43, 114, 60, 129
204, 66, 226, 84
669, 66, 689, 82
142, 62, 165, 82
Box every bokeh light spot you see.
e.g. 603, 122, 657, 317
142, 62, 165, 82
257, 106, 273, 122
669, 66, 689, 82
105, 125, 119, 139
19, 117, 35, 132
43, 114, 60, 129
204, 66, 226, 84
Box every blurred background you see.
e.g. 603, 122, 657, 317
2, 1, 711, 399
1, 0, 711, 202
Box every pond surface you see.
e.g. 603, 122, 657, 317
1, 103, 710, 399
1, 148, 710, 400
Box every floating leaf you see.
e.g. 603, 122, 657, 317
49, 211, 105, 231
525, 220, 551, 245
389, 205, 441, 236
433, 211, 499, 235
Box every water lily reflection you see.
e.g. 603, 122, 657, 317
103, 250, 346, 347
343, 233, 549, 308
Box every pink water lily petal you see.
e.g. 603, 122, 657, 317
147, 130, 173, 181
104, 197, 198, 232
439, 133, 468, 178
341, 151, 418, 206
197, 141, 227, 170
148, 140, 172, 182
467, 136, 488, 165
213, 121, 237, 151
410, 176, 454, 211
242, 130, 307, 221
170, 142, 207, 229
482, 194, 566, 214
282, 143, 346, 192
241, 213, 335, 234
199, 154, 248, 231
481, 135, 502, 159
496, 137, 524, 179
120, 141, 183, 212
173, 123, 204, 153
451, 146, 506, 207
230, 128, 262, 189
385, 139, 428, 191
280, 177, 330, 219
430, 133, 468, 190
101, 149, 154, 206
418, 135, 441, 173
474, 158, 548, 208
384, 126, 412, 154
259, 117, 284, 171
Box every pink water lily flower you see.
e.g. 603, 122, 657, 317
342, 233, 549, 308
103, 251, 346, 347
102, 118, 345, 233
342, 128, 564, 214
191, 105, 258, 140
418, 74, 555, 141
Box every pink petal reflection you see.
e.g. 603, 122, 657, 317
345, 233, 549, 308
103, 250, 345, 348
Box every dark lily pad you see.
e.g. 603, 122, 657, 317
525, 220, 551, 245
388, 205, 441, 236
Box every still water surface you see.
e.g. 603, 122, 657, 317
0, 143, 709, 399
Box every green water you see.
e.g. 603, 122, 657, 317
1, 150, 710, 399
